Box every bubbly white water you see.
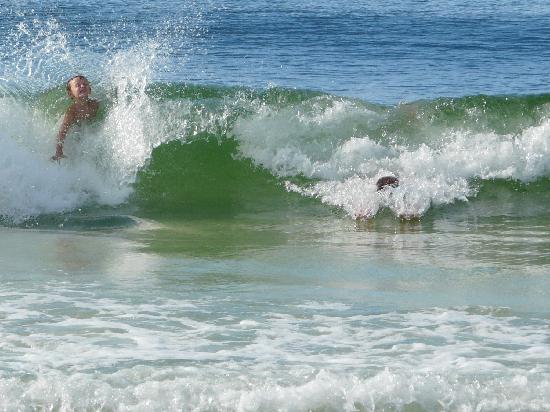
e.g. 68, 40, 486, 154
0, 99, 124, 220
0, 225, 547, 411
1, 283, 548, 411
0, 38, 168, 221
3, 15, 550, 222
234, 99, 550, 218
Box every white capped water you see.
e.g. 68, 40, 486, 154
0, 225, 549, 410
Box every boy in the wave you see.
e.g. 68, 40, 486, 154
51, 75, 99, 161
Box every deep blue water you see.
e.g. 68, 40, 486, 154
2, 0, 550, 102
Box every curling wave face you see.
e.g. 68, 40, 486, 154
2, 12, 550, 224
3, 79, 550, 223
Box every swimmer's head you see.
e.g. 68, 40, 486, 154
66, 75, 91, 100
376, 176, 399, 191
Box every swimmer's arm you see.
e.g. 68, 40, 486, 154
52, 106, 77, 160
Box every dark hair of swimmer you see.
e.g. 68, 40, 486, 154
376, 176, 399, 191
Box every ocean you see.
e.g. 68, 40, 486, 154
0, 0, 549, 410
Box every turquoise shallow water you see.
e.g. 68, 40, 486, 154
1, 0, 550, 410
1, 211, 549, 410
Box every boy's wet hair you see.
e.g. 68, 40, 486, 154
376, 176, 399, 191
66, 75, 90, 97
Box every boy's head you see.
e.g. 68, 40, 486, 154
376, 176, 399, 191
66, 75, 91, 99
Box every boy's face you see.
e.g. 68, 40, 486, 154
68, 77, 91, 99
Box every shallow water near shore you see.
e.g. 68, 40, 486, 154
1, 205, 549, 410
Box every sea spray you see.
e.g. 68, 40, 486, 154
99, 41, 165, 186
231, 94, 550, 218
3, 38, 550, 223
0, 18, 74, 95
1, 4, 550, 411
0, 44, 160, 221
0, 12, 181, 221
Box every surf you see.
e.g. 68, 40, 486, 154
3, 74, 550, 225
2, 13, 550, 225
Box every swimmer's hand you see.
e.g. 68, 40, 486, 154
51, 142, 66, 162
50, 153, 66, 162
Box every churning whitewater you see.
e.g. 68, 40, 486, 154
3, 73, 550, 223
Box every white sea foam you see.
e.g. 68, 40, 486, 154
0, 36, 170, 221
234, 97, 384, 178
296, 301, 352, 311
0, 14, 187, 221
0, 102, 129, 221
4, 16, 550, 223
234, 100, 550, 219
0, 281, 548, 411
1, 367, 548, 411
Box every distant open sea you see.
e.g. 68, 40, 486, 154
0, 1, 549, 410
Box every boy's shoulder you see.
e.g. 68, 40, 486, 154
65, 99, 99, 122
89, 99, 100, 115
69, 98, 99, 111
86, 98, 100, 111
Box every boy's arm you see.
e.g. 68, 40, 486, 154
52, 106, 76, 160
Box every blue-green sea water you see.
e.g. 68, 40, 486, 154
1, 1, 549, 410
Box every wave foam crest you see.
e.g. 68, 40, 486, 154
236, 99, 550, 218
